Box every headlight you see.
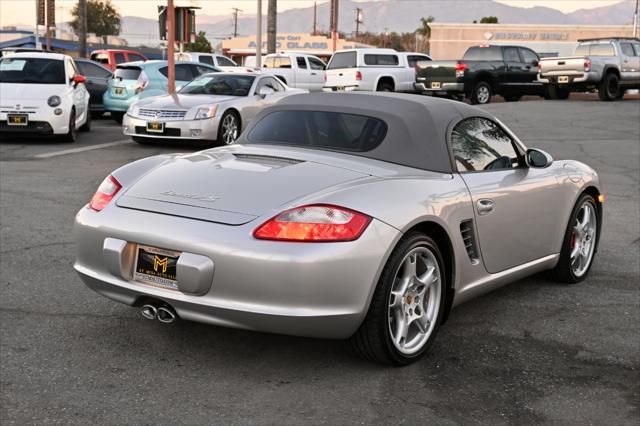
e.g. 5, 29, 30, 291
194, 105, 218, 120
47, 95, 61, 107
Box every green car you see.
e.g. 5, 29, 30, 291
103, 60, 221, 123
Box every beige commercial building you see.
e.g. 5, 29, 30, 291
221, 33, 373, 64
429, 23, 636, 59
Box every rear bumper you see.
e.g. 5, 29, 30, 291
73, 204, 400, 338
538, 71, 598, 85
103, 94, 138, 113
123, 114, 220, 140
414, 82, 464, 93
323, 85, 359, 92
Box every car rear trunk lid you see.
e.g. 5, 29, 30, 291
116, 151, 369, 225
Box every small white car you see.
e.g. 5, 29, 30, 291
0, 52, 90, 141
260, 52, 327, 91
324, 48, 430, 93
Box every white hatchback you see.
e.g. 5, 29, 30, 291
0, 52, 90, 141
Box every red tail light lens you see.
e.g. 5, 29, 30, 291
89, 175, 122, 211
254, 205, 372, 242
584, 58, 591, 72
355, 70, 362, 81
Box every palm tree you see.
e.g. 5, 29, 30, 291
267, 0, 277, 54
416, 16, 434, 54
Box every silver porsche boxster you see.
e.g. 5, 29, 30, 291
75, 93, 603, 365
123, 72, 304, 146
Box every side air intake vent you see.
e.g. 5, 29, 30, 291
460, 220, 480, 264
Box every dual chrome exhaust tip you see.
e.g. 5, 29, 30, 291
141, 303, 177, 324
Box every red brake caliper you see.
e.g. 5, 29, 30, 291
570, 232, 576, 250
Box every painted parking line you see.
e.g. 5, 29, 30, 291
34, 140, 132, 159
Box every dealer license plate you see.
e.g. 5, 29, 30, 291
431, 82, 441, 89
7, 114, 28, 126
146, 121, 164, 133
558, 76, 569, 84
133, 244, 181, 290
114, 87, 124, 95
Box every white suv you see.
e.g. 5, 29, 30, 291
0, 52, 90, 141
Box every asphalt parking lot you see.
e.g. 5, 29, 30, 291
1, 96, 639, 425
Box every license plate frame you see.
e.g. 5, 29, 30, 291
133, 244, 181, 290
558, 76, 569, 84
146, 121, 164, 133
7, 113, 28, 126
431, 82, 441, 89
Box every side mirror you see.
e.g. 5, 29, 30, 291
257, 86, 275, 98
72, 75, 87, 85
526, 148, 553, 168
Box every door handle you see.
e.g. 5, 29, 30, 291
311, 72, 317, 75
476, 199, 495, 215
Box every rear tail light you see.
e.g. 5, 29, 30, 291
537, 62, 542, 73
253, 204, 371, 242
355, 70, 362, 81
324, 73, 327, 82
455, 62, 468, 78
89, 175, 122, 211
584, 58, 591, 72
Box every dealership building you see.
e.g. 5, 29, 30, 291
221, 33, 373, 64
428, 23, 636, 59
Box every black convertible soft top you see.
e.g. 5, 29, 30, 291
237, 92, 494, 174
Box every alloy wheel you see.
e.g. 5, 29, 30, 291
477, 86, 490, 104
388, 246, 441, 355
221, 114, 239, 145
570, 201, 597, 277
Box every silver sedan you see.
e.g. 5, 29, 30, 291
76, 93, 602, 365
123, 73, 305, 146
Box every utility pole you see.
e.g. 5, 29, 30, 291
331, 0, 339, 52
46, 0, 55, 51
167, 0, 176, 94
312, 2, 317, 36
634, 0, 639, 38
232, 7, 241, 38
79, 0, 87, 57
256, 0, 262, 67
355, 7, 362, 39
267, 0, 277, 54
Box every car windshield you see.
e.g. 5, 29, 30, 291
179, 74, 255, 96
327, 51, 357, 69
0, 57, 65, 84
247, 110, 387, 152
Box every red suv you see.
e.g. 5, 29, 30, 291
89, 49, 148, 71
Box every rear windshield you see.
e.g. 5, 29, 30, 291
248, 110, 387, 152
0, 57, 65, 84
114, 67, 142, 80
463, 46, 503, 61
179, 74, 255, 96
575, 43, 615, 56
327, 51, 357, 69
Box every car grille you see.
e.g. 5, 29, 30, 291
137, 109, 187, 119
135, 126, 181, 137
460, 219, 480, 264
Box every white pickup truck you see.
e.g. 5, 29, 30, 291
260, 52, 327, 92
324, 49, 431, 92
175, 52, 245, 72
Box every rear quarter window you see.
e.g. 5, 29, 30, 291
248, 110, 387, 152
364, 54, 399, 66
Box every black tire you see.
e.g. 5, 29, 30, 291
90, 111, 104, 119
503, 95, 522, 102
470, 81, 492, 105
598, 73, 620, 101
61, 109, 77, 143
214, 110, 240, 147
376, 81, 394, 92
111, 112, 124, 124
547, 85, 570, 100
551, 194, 600, 284
616, 88, 625, 100
349, 231, 447, 365
80, 110, 91, 132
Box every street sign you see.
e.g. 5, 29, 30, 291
158, 5, 198, 42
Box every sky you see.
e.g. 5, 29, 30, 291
0, 0, 629, 28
